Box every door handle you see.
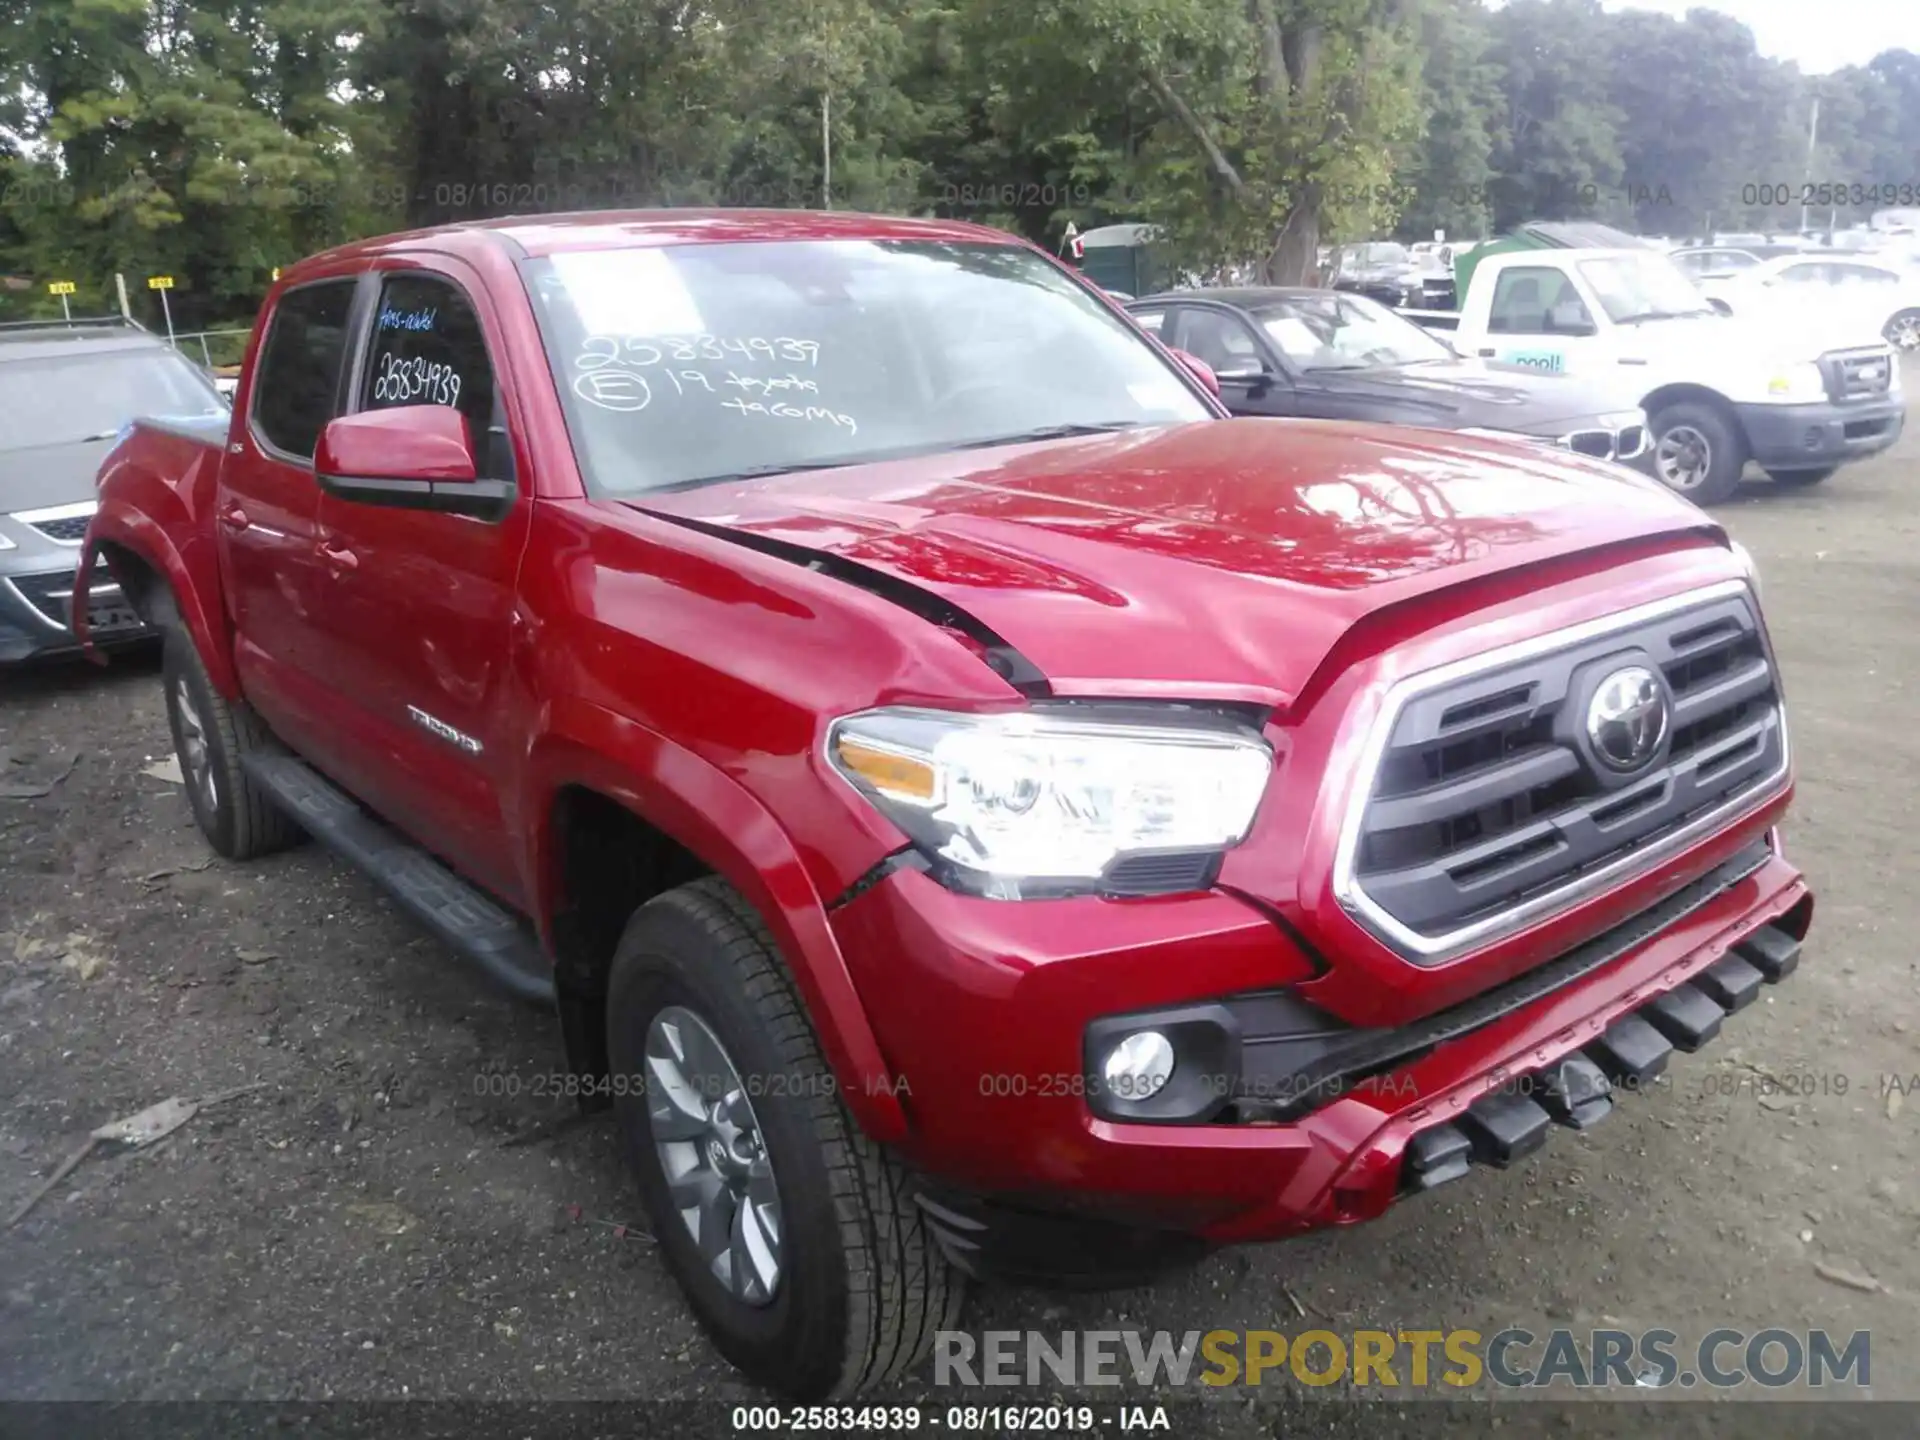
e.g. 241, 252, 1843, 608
317, 539, 358, 572
218, 506, 250, 532
1477, 347, 1496, 357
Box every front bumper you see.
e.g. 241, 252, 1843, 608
0, 535, 151, 662
835, 841, 1809, 1266
1733, 394, 1905, 470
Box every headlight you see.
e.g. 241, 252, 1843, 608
826, 706, 1274, 899
1765, 363, 1826, 401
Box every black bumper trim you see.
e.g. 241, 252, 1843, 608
1225, 839, 1772, 1122
1734, 396, 1904, 469
1398, 914, 1804, 1200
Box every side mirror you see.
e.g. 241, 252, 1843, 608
315, 406, 511, 520
1170, 348, 1221, 397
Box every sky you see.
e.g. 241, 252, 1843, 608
1597, 0, 1917, 73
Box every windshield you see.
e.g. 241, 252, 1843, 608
522, 240, 1210, 495
1344, 243, 1410, 269
0, 348, 225, 452
1259, 291, 1454, 370
1578, 255, 1717, 322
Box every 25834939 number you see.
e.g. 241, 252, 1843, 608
373, 351, 462, 407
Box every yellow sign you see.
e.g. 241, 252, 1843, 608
47, 281, 76, 296
148, 275, 174, 291
271, 267, 281, 281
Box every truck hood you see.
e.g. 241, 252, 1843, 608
632, 418, 1716, 709
1623, 307, 1888, 363
0, 436, 115, 513
1299, 359, 1638, 431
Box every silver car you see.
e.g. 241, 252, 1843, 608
0, 321, 229, 662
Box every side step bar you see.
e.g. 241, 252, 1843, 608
241, 753, 556, 1006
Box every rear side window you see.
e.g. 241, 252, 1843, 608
360, 274, 497, 444
252, 280, 355, 459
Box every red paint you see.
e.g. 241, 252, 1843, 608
316, 406, 478, 482
76, 209, 1808, 1243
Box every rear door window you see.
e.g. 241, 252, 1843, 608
251, 280, 356, 459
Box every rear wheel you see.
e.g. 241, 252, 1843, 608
606, 877, 962, 1399
1768, 466, 1836, 487
1885, 309, 1920, 352
1650, 401, 1746, 505
161, 628, 303, 860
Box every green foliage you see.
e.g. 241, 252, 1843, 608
1, 0, 1915, 321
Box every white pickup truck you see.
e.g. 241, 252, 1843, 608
1417, 247, 1904, 503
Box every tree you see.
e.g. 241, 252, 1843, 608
1483, 0, 1622, 230
965, 0, 1425, 283
1395, 0, 1499, 242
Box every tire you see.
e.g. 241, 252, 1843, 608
1768, 466, 1837, 487
160, 627, 303, 860
1885, 309, 1920, 353
1649, 401, 1747, 505
606, 877, 962, 1399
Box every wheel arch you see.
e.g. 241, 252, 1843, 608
81, 517, 238, 695
526, 703, 909, 1143
1642, 383, 1743, 435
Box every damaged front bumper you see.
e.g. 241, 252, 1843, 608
899, 840, 1810, 1281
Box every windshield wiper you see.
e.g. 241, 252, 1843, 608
950, 420, 1145, 451
651, 458, 865, 493
1613, 309, 1709, 325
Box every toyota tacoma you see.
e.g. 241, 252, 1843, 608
76, 211, 1810, 1400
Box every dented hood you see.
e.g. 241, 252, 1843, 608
632, 417, 1717, 709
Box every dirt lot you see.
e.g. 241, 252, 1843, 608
3, 372, 1917, 1433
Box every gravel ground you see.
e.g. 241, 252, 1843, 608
2, 369, 1917, 1436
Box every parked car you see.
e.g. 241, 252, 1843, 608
0, 318, 228, 663
1701, 253, 1920, 353
82, 210, 1808, 1400
1669, 244, 1808, 281
1416, 246, 1904, 503
1330, 241, 1450, 310
1127, 287, 1647, 461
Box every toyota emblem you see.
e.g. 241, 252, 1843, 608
1586, 665, 1670, 772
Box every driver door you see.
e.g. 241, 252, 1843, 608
1480, 265, 1609, 377
305, 262, 534, 905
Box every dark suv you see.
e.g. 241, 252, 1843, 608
0, 319, 228, 663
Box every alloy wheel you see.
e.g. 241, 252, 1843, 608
172, 679, 219, 816
1887, 313, 1920, 352
644, 1004, 784, 1306
1653, 424, 1713, 492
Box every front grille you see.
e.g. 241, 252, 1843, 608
1615, 424, 1647, 459
1344, 587, 1785, 959
1563, 429, 1614, 459
1823, 348, 1894, 401
27, 514, 90, 543
6, 570, 141, 634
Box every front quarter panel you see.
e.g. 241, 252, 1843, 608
79, 421, 237, 692
514, 499, 1029, 1138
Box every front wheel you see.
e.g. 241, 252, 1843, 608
606, 878, 962, 1398
1885, 309, 1920, 352
1768, 466, 1836, 487
1650, 402, 1747, 505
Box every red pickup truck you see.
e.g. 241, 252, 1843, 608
77, 211, 1809, 1400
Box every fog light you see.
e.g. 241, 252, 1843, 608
1101, 1031, 1175, 1100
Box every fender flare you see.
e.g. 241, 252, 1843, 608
82, 501, 238, 697
524, 699, 909, 1143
